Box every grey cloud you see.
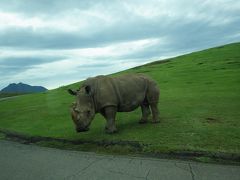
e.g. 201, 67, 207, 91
167, 21, 240, 51
1, 0, 240, 51
0, 27, 135, 50
0, 55, 65, 78
0, 66, 25, 77
113, 19, 240, 61
0, 56, 65, 67
0, 0, 95, 15
1, 11, 239, 51
0, 29, 84, 49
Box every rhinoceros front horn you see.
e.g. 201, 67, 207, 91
68, 89, 77, 96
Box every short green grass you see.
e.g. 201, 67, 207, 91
0, 42, 240, 155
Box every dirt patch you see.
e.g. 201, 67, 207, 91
227, 61, 239, 64
0, 129, 143, 151
205, 117, 220, 123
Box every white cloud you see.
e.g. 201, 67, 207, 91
0, 12, 42, 29
65, 38, 162, 59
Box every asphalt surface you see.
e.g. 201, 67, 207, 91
0, 140, 239, 180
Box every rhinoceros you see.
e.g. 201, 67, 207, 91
68, 74, 160, 133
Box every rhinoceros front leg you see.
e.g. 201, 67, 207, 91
102, 106, 118, 134
139, 104, 151, 124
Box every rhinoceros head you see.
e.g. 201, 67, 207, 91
68, 86, 95, 132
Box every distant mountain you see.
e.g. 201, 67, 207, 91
0, 83, 48, 93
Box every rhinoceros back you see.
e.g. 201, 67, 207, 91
83, 74, 157, 112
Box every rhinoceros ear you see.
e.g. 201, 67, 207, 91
68, 89, 77, 96
85, 85, 92, 95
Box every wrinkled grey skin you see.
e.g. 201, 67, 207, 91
68, 74, 160, 134
69, 88, 96, 132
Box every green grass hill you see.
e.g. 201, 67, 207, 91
0, 42, 239, 159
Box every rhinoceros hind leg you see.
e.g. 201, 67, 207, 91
150, 103, 160, 123
139, 104, 150, 124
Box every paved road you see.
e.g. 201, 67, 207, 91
0, 140, 239, 180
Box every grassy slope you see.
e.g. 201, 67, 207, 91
0, 43, 239, 155
0, 93, 25, 98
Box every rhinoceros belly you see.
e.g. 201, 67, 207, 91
114, 76, 147, 112
118, 100, 143, 112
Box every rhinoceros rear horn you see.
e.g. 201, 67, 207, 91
68, 89, 77, 96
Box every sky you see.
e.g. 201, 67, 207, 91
0, 0, 240, 90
